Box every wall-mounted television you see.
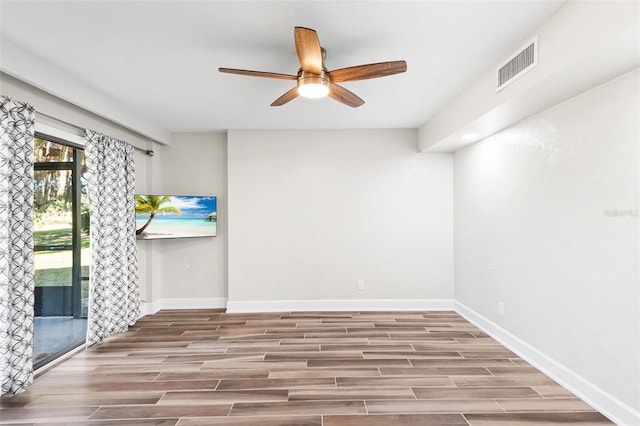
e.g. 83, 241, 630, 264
135, 195, 217, 240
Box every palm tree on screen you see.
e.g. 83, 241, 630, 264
135, 195, 181, 235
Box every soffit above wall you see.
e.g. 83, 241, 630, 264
419, 1, 640, 153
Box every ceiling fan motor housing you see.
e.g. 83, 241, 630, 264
297, 70, 330, 98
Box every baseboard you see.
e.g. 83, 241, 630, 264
140, 299, 161, 317
455, 301, 639, 426
226, 298, 455, 313
141, 297, 228, 316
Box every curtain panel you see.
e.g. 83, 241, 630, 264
0, 96, 35, 396
85, 130, 139, 346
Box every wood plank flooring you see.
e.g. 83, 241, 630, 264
0, 309, 613, 425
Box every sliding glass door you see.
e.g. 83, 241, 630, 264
33, 135, 90, 368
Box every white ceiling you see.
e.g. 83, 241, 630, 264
0, 1, 565, 137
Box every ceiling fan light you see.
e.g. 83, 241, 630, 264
297, 70, 330, 99
298, 82, 329, 98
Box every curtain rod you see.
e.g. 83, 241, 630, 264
35, 111, 155, 157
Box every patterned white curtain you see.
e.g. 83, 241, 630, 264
85, 130, 139, 346
0, 96, 35, 396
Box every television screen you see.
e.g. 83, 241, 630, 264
135, 195, 217, 240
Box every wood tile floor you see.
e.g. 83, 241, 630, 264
1, 310, 613, 425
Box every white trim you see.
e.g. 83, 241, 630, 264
34, 343, 85, 378
140, 297, 228, 316
455, 301, 639, 426
226, 298, 455, 313
140, 299, 162, 317
161, 297, 228, 310
35, 121, 85, 147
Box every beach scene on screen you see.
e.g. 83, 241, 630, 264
135, 195, 217, 239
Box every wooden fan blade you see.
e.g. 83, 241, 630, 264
219, 68, 297, 80
328, 83, 364, 108
294, 27, 323, 74
271, 87, 299, 106
328, 61, 407, 83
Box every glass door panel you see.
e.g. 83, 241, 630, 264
33, 137, 88, 369
80, 248, 91, 317
34, 248, 73, 315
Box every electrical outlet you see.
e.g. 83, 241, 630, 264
498, 301, 505, 316
187, 263, 196, 271
356, 280, 365, 290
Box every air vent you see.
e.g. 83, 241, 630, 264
496, 35, 538, 92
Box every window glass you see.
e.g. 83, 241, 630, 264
34, 137, 74, 162
33, 136, 89, 369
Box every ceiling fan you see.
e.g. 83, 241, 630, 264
219, 27, 407, 108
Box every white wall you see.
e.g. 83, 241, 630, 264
133, 146, 161, 309
454, 69, 639, 418
227, 129, 454, 310
148, 133, 228, 308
